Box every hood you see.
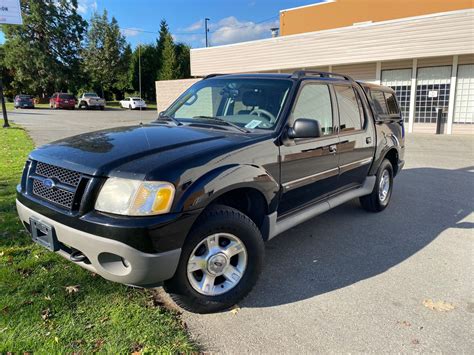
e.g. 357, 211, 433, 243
29, 124, 257, 177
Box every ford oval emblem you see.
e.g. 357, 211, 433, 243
43, 178, 55, 189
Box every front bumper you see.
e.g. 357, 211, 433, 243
17, 200, 181, 287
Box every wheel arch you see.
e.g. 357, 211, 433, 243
369, 146, 400, 177
175, 164, 279, 238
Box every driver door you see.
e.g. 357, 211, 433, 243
278, 81, 340, 216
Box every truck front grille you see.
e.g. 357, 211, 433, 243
32, 179, 75, 209
26, 161, 91, 212
35, 161, 81, 187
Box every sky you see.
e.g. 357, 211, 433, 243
0, 0, 320, 48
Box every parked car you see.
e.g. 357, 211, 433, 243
78, 93, 105, 110
14, 94, 35, 109
120, 97, 147, 110
17, 71, 404, 313
50, 93, 76, 110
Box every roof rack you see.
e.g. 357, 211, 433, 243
203, 73, 226, 79
291, 70, 354, 81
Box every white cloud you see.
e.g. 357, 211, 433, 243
209, 16, 279, 46
121, 28, 142, 37
77, 0, 97, 15
182, 19, 204, 32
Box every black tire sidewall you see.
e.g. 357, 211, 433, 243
165, 205, 264, 313
376, 159, 393, 209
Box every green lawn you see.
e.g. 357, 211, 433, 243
5, 102, 50, 111
0, 126, 196, 353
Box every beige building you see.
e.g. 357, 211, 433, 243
157, 1, 474, 134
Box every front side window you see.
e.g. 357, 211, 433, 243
334, 85, 363, 132
165, 78, 293, 131
291, 83, 333, 135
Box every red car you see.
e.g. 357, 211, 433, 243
50, 93, 76, 110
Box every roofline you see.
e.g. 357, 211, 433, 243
280, 0, 335, 14
191, 8, 473, 52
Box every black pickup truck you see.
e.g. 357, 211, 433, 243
17, 71, 404, 313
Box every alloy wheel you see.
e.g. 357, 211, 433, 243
187, 233, 248, 296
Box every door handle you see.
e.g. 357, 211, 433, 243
328, 144, 337, 153
366, 137, 372, 144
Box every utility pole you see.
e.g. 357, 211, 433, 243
1, 76, 9, 128
205, 18, 210, 47
138, 43, 142, 111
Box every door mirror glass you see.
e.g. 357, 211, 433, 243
287, 118, 322, 139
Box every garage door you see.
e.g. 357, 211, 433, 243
415, 66, 451, 125
454, 64, 474, 125
382, 69, 412, 122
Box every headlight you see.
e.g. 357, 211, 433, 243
95, 177, 175, 216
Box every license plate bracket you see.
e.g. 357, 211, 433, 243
29, 217, 59, 251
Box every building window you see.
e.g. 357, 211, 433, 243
334, 85, 362, 132
381, 69, 411, 122
415, 66, 451, 124
454, 64, 474, 124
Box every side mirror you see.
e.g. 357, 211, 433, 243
159, 111, 165, 117
287, 118, 322, 139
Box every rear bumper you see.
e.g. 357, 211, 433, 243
16, 199, 181, 287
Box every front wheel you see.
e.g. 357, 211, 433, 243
164, 205, 264, 313
360, 159, 393, 212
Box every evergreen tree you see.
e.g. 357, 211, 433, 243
130, 44, 158, 100
1, 0, 87, 96
175, 43, 191, 79
82, 10, 131, 99
156, 20, 177, 81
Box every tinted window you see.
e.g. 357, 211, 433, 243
384, 92, 399, 115
59, 94, 74, 99
371, 90, 388, 115
292, 84, 333, 135
334, 85, 362, 132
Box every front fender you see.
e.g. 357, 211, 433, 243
175, 164, 280, 213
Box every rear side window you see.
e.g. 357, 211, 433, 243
384, 92, 400, 115
292, 83, 333, 136
371, 90, 388, 115
334, 85, 363, 132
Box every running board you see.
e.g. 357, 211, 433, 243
266, 176, 376, 240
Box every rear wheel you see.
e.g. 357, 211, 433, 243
129, 104, 132, 110
164, 205, 264, 313
360, 159, 393, 212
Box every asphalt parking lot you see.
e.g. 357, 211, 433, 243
9, 108, 155, 146
11, 109, 474, 353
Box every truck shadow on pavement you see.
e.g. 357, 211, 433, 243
243, 166, 474, 308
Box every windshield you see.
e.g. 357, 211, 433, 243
164, 78, 293, 130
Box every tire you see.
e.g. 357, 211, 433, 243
360, 159, 394, 212
100, 106, 104, 111
129, 104, 132, 110
164, 204, 265, 314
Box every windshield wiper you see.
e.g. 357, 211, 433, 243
192, 115, 250, 133
156, 114, 182, 126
